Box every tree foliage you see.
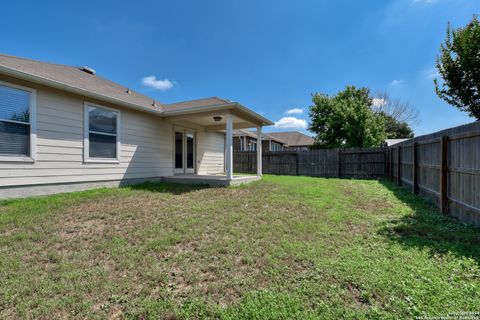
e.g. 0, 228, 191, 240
435, 15, 480, 120
372, 92, 419, 125
380, 112, 414, 139
371, 92, 416, 139
308, 86, 386, 148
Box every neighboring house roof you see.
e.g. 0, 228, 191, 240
233, 129, 286, 144
384, 139, 410, 146
267, 131, 315, 147
0, 54, 273, 125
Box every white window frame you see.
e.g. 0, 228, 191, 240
249, 140, 257, 151
271, 142, 282, 152
83, 102, 121, 164
0, 80, 37, 163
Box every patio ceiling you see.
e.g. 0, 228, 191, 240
163, 102, 273, 131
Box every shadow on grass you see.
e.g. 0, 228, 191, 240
126, 181, 211, 195
378, 180, 480, 263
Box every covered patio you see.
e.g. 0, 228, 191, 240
162, 98, 273, 186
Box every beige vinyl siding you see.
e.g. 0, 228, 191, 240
0, 76, 173, 187
196, 131, 225, 174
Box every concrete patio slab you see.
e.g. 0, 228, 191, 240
162, 174, 260, 187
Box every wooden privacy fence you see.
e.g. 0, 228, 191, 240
386, 121, 480, 227
233, 147, 387, 179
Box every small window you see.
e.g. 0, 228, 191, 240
0, 83, 35, 160
85, 104, 119, 161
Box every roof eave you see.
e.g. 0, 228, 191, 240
234, 103, 274, 126
163, 102, 274, 126
0, 65, 164, 116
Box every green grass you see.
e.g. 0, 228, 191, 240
0, 176, 479, 319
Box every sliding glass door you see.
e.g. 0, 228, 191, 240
185, 132, 195, 174
174, 128, 196, 174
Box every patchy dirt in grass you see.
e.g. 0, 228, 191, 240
107, 306, 123, 320
346, 282, 370, 307
341, 182, 393, 212
344, 220, 368, 235
58, 218, 106, 240
353, 199, 392, 212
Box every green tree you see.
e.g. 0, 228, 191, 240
435, 15, 480, 120
308, 86, 386, 148
380, 113, 414, 139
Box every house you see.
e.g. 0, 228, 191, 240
233, 129, 286, 152
383, 139, 409, 147
0, 54, 273, 198
267, 131, 314, 150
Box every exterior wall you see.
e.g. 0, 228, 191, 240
234, 136, 285, 152
0, 75, 174, 192
233, 136, 243, 152
262, 140, 269, 152
284, 145, 311, 151
266, 141, 285, 152
197, 131, 225, 174
233, 136, 257, 152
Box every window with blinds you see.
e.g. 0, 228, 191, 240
87, 105, 118, 159
271, 142, 282, 151
0, 84, 32, 157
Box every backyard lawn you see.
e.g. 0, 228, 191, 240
0, 175, 479, 319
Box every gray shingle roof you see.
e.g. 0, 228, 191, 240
0, 54, 162, 113
163, 97, 231, 112
267, 131, 315, 146
0, 54, 273, 125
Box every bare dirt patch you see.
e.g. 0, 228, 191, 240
346, 282, 370, 307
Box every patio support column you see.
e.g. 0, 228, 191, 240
257, 126, 263, 176
226, 114, 233, 180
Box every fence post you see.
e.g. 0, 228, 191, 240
389, 149, 393, 180
384, 148, 388, 179
440, 136, 449, 214
387, 149, 391, 180
397, 146, 402, 186
413, 142, 418, 194
295, 152, 299, 176
337, 149, 342, 178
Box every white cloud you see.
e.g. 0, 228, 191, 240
390, 79, 405, 86
274, 117, 307, 129
285, 108, 304, 115
372, 98, 387, 107
141, 75, 175, 91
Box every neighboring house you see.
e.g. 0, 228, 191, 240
0, 54, 272, 198
383, 139, 410, 147
267, 131, 315, 151
233, 129, 286, 152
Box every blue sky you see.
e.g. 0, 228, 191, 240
1, 0, 479, 136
